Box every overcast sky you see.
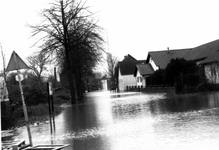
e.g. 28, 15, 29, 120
1, 0, 219, 71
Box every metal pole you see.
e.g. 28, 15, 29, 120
13, 54, 33, 146
47, 82, 53, 134
51, 95, 56, 131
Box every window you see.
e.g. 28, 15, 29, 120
140, 77, 142, 82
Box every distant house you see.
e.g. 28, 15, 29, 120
145, 39, 219, 85
146, 48, 192, 71
184, 39, 219, 84
134, 64, 154, 87
101, 75, 108, 91
86, 76, 102, 91
116, 54, 145, 91
60, 70, 102, 92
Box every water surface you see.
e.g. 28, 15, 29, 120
9, 91, 219, 150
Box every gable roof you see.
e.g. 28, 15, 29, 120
199, 52, 219, 65
119, 54, 146, 75
134, 63, 154, 77
185, 39, 219, 63
122, 54, 137, 62
146, 49, 192, 69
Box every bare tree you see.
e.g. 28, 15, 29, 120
106, 53, 118, 89
0, 43, 7, 81
27, 52, 50, 83
29, 0, 104, 104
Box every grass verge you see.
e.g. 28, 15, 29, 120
2, 88, 71, 129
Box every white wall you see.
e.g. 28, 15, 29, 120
149, 57, 159, 71
136, 70, 146, 87
101, 80, 108, 91
118, 68, 136, 91
205, 62, 219, 84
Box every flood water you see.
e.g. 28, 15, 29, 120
7, 90, 219, 150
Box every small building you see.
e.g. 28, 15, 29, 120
134, 64, 154, 87
101, 75, 108, 91
116, 54, 145, 91
86, 76, 102, 91
184, 39, 219, 84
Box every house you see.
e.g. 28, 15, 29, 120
60, 70, 102, 92
146, 48, 192, 71
116, 54, 145, 91
145, 39, 219, 85
134, 64, 154, 87
101, 75, 108, 91
144, 48, 192, 87
184, 39, 219, 84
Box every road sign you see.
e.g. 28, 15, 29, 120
15, 74, 24, 81
6, 51, 29, 72
5, 51, 32, 146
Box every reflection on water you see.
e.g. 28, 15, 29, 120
8, 91, 219, 150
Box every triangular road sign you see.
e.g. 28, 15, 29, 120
6, 51, 29, 72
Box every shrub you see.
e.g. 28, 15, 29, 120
164, 58, 202, 93
151, 69, 165, 85
23, 86, 48, 106
10, 104, 63, 128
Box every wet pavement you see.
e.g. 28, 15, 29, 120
6, 90, 219, 150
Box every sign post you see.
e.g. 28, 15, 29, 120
6, 51, 32, 146
47, 82, 55, 133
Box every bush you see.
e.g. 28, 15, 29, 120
8, 85, 23, 107
151, 69, 165, 85
53, 88, 70, 104
8, 85, 48, 107
164, 58, 202, 93
10, 104, 63, 128
23, 86, 48, 106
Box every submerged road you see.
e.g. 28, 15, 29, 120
10, 90, 219, 150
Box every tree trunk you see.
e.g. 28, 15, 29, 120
61, 1, 77, 104
69, 72, 77, 104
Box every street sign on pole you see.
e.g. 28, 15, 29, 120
6, 51, 32, 146
6, 51, 29, 72
15, 74, 24, 82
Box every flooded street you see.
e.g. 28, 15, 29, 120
9, 90, 219, 150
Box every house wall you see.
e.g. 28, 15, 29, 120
101, 79, 108, 91
149, 57, 159, 71
205, 62, 219, 84
118, 68, 136, 91
136, 71, 146, 87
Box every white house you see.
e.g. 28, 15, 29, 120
117, 54, 145, 91
101, 76, 108, 91
118, 67, 136, 91
134, 64, 154, 87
